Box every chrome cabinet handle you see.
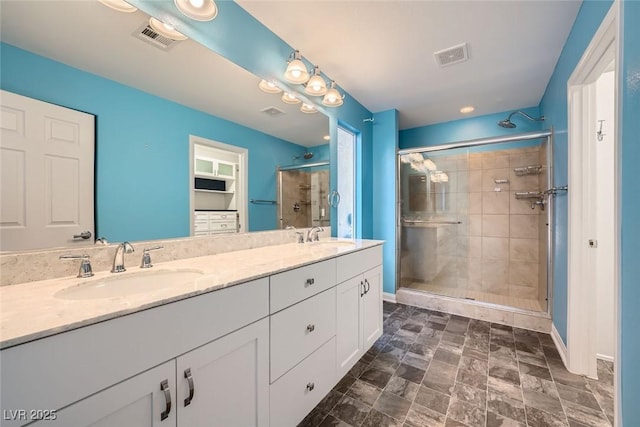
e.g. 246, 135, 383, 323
364, 279, 370, 294
160, 379, 172, 421
306, 382, 315, 392
184, 368, 195, 407
360, 281, 365, 297
305, 278, 315, 286
306, 324, 315, 333
73, 230, 92, 240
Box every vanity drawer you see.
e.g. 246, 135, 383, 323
336, 245, 383, 283
270, 288, 336, 382
210, 220, 236, 232
270, 337, 336, 427
194, 220, 210, 231
209, 212, 235, 221
270, 258, 336, 313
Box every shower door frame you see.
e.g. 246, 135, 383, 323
396, 130, 554, 316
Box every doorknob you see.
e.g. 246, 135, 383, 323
73, 230, 92, 240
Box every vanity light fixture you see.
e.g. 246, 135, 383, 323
174, 0, 218, 21
304, 66, 327, 96
284, 50, 310, 84
322, 81, 344, 107
149, 17, 188, 40
460, 105, 475, 114
98, 0, 137, 13
300, 103, 318, 114
258, 79, 282, 94
281, 92, 301, 105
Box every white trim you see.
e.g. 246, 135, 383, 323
551, 323, 569, 371
382, 292, 397, 304
597, 354, 615, 363
188, 135, 249, 234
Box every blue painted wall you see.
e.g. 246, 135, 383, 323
372, 110, 399, 294
399, 106, 543, 149
619, 1, 640, 423
538, 0, 613, 345
0, 43, 309, 240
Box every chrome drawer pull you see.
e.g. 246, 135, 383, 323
184, 368, 195, 407
306, 382, 315, 392
360, 281, 365, 297
364, 279, 370, 294
306, 324, 315, 333
160, 379, 172, 421
305, 278, 315, 286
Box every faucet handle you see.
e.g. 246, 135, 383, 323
60, 254, 94, 278
140, 246, 164, 268
295, 232, 305, 244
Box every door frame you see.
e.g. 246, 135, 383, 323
566, 0, 620, 423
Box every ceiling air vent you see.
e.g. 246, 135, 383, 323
434, 43, 469, 67
133, 23, 176, 51
261, 107, 285, 118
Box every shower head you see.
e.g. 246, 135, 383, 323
498, 111, 545, 128
293, 152, 314, 161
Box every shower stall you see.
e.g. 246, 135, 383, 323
397, 131, 557, 313
277, 162, 330, 229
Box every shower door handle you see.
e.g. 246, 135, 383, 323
327, 190, 341, 208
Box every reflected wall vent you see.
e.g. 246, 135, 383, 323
261, 107, 285, 117
133, 23, 176, 51
434, 43, 469, 67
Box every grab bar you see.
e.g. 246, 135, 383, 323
514, 192, 543, 200
401, 219, 462, 225
250, 199, 277, 205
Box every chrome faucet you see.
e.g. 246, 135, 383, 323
60, 254, 94, 278
111, 241, 134, 273
306, 226, 324, 242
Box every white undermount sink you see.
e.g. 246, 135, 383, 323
55, 269, 204, 300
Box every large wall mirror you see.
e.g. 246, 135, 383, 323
0, 1, 330, 252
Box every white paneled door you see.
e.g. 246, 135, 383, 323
0, 90, 94, 251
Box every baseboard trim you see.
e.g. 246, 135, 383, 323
597, 353, 614, 363
551, 323, 569, 368
383, 292, 397, 303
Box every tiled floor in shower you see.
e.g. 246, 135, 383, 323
299, 302, 613, 427
403, 282, 544, 312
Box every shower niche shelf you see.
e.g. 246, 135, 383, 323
513, 165, 543, 176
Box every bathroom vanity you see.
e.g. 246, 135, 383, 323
0, 240, 383, 427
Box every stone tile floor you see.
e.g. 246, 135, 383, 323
299, 302, 614, 427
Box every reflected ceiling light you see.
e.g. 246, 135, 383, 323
322, 81, 344, 107
460, 106, 475, 114
284, 51, 310, 84
174, 0, 218, 21
300, 103, 318, 114
98, 0, 137, 13
304, 66, 327, 96
258, 79, 282, 94
281, 92, 301, 105
149, 17, 188, 40
323, 135, 330, 141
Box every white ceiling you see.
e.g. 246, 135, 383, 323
237, 0, 582, 130
0, 1, 329, 147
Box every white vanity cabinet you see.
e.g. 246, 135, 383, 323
336, 247, 383, 378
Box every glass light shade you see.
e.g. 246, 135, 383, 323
322, 82, 343, 107
258, 80, 282, 94
304, 67, 327, 96
149, 18, 188, 41
174, 0, 218, 21
98, 0, 137, 13
284, 59, 309, 84
300, 103, 318, 114
281, 92, 301, 105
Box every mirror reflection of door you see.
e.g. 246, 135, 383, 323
0, 90, 95, 251
336, 127, 356, 239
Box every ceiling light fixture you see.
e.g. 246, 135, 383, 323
322, 81, 344, 107
281, 92, 301, 105
98, 0, 137, 13
323, 135, 330, 141
284, 50, 310, 84
304, 66, 327, 96
149, 17, 188, 40
258, 79, 282, 94
174, 0, 218, 21
460, 106, 475, 114
300, 103, 318, 114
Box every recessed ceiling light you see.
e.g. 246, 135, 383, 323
149, 17, 188, 41
460, 106, 475, 114
323, 135, 330, 141
98, 0, 137, 13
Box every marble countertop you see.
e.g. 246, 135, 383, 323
0, 239, 383, 349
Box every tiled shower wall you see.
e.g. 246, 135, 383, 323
401, 143, 548, 311
279, 170, 330, 229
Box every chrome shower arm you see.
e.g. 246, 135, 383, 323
507, 111, 545, 122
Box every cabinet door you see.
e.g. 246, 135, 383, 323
336, 276, 364, 378
215, 160, 236, 179
30, 361, 176, 427
362, 266, 383, 350
177, 318, 269, 427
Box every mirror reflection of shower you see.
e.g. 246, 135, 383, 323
498, 111, 545, 128
277, 160, 330, 229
